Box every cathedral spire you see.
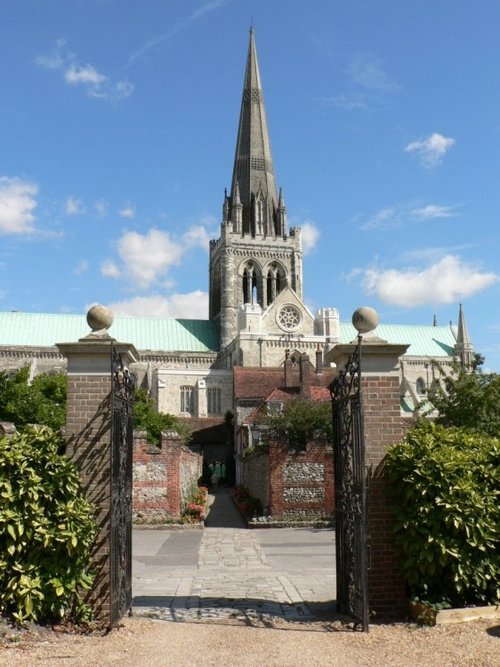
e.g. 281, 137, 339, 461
230, 28, 280, 237
455, 303, 474, 369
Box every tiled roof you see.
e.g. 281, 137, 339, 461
0, 311, 219, 353
233, 367, 284, 399
339, 323, 456, 357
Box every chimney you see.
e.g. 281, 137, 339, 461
299, 354, 312, 394
315, 346, 323, 374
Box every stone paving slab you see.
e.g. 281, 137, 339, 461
132, 489, 336, 623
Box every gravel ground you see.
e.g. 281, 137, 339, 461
1, 616, 498, 667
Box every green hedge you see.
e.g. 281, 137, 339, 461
385, 420, 499, 606
0, 426, 97, 624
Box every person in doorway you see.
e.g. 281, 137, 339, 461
211, 471, 219, 492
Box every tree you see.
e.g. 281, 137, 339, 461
259, 397, 332, 450
133, 388, 191, 446
0, 366, 66, 431
428, 362, 500, 438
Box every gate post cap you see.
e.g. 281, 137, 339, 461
87, 304, 114, 332
352, 306, 379, 334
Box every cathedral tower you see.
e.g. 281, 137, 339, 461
209, 29, 303, 348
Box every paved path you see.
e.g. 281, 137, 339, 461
132, 487, 336, 623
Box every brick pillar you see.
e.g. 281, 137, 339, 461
57, 333, 138, 624
268, 440, 287, 517
163, 430, 183, 518
331, 338, 409, 616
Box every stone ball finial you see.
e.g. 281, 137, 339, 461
352, 306, 379, 334
86, 304, 114, 332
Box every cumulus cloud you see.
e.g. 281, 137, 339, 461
108, 291, 208, 319
360, 255, 498, 307
36, 40, 134, 101
300, 221, 321, 254
117, 229, 184, 289
119, 205, 135, 219
65, 196, 85, 215
101, 259, 121, 279
405, 133, 455, 168
0, 177, 38, 234
182, 224, 212, 251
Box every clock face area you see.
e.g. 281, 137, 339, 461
277, 304, 302, 332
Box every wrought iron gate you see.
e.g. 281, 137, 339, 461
330, 336, 369, 632
110, 345, 135, 626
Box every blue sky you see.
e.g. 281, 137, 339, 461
1, 0, 499, 369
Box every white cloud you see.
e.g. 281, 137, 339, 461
360, 255, 498, 307
36, 40, 133, 102
126, 0, 227, 67
0, 177, 38, 234
361, 207, 402, 231
101, 260, 121, 279
300, 221, 320, 254
412, 204, 457, 219
108, 291, 208, 319
405, 133, 455, 168
65, 64, 106, 86
65, 196, 85, 215
348, 54, 399, 93
321, 95, 367, 110
119, 205, 136, 219
182, 224, 212, 251
94, 199, 108, 215
74, 260, 89, 275
116, 229, 183, 289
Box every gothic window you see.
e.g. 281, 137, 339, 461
266, 263, 285, 306
416, 377, 426, 396
277, 304, 301, 332
180, 386, 194, 414
242, 262, 260, 305
207, 386, 222, 415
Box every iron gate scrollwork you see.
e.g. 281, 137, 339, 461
110, 344, 135, 626
329, 336, 369, 632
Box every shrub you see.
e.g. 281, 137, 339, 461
259, 397, 332, 450
0, 366, 67, 432
0, 426, 97, 624
385, 420, 499, 606
133, 388, 191, 447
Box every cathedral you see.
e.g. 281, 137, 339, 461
0, 30, 473, 469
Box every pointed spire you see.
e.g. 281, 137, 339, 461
230, 28, 280, 237
455, 303, 474, 369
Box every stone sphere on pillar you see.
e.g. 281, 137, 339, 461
352, 306, 379, 334
86, 304, 114, 332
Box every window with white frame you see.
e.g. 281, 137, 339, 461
180, 386, 195, 414
207, 386, 222, 415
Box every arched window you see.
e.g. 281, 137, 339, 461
265, 263, 286, 306
242, 262, 259, 304
180, 386, 194, 414
416, 377, 426, 396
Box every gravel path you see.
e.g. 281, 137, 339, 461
1, 616, 498, 666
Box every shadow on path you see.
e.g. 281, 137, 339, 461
204, 486, 246, 528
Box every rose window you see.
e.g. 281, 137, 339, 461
277, 305, 301, 331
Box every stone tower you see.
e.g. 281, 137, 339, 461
209, 29, 303, 348
455, 303, 474, 369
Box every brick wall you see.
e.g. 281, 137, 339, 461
133, 431, 202, 521
64, 372, 113, 621
244, 441, 334, 519
363, 374, 408, 615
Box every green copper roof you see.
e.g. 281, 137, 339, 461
0, 312, 456, 358
339, 322, 456, 357
0, 312, 219, 353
